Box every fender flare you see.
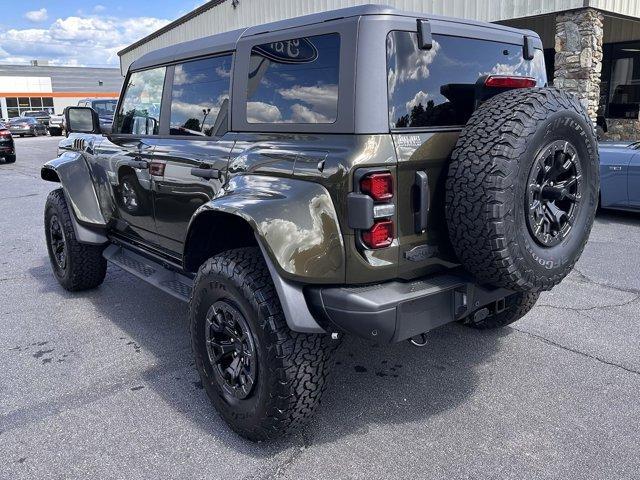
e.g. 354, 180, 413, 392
41, 152, 108, 244
185, 175, 347, 334
187, 174, 345, 284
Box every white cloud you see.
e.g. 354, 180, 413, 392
387, 34, 441, 91
277, 84, 338, 118
290, 104, 330, 123
0, 14, 170, 67
25, 8, 48, 23
406, 90, 429, 113
94, 5, 107, 13
247, 102, 282, 123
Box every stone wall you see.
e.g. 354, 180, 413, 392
600, 119, 640, 141
554, 8, 604, 123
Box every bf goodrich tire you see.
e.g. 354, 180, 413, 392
446, 88, 599, 292
44, 189, 107, 291
190, 247, 335, 441
462, 291, 540, 330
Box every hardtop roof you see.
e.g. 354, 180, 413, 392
130, 3, 539, 72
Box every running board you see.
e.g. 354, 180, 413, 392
103, 244, 193, 302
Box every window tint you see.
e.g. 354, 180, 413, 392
246, 33, 340, 124
169, 55, 232, 136
115, 67, 166, 135
387, 32, 546, 128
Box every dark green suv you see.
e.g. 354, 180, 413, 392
41, 5, 599, 441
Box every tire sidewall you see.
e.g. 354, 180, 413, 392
190, 267, 274, 432
512, 109, 598, 281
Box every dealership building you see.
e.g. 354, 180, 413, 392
0, 62, 122, 120
118, 0, 640, 140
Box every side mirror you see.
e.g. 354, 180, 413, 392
64, 107, 101, 134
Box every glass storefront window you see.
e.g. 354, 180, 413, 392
601, 41, 640, 119
3, 97, 58, 118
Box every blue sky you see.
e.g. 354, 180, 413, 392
0, 1, 207, 67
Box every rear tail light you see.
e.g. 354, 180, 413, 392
360, 172, 393, 201
484, 75, 536, 89
0, 129, 10, 137
362, 220, 394, 249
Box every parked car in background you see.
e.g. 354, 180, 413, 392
23, 110, 51, 128
77, 99, 117, 132
0, 122, 15, 163
48, 114, 65, 136
8, 117, 47, 137
599, 141, 640, 211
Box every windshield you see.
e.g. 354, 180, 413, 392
92, 100, 117, 116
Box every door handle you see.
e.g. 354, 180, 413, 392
191, 167, 221, 180
413, 170, 429, 234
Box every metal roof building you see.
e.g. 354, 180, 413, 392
117, 0, 640, 140
0, 63, 122, 120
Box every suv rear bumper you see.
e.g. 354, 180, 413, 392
306, 273, 513, 343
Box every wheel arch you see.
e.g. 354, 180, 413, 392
184, 211, 257, 273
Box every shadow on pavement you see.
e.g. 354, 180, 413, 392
596, 208, 640, 226
27, 258, 505, 453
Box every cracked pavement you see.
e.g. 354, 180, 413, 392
1, 136, 639, 479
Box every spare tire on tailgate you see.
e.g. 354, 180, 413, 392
445, 87, 599, 292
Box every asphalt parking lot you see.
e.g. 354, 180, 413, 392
1, 135, 639, 479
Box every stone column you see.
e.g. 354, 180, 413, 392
554, 8, 604, 123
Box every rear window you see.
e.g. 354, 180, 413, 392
246, 33, 340, 124
387, 32, 546, 129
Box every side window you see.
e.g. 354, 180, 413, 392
114, 67, 166, 135
387, 32, 546, 128
246, 33, 340, 124
169, 55, 232, 136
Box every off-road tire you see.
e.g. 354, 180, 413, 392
189, 247, 335, 441
44, 188, 107, 291
446, 88, 599, 292
462, 292, 540, 330
4, 155, 15, 163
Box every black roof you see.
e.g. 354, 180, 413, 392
128, 3, 538, 72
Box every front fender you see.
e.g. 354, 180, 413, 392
41, 152, 107, 236
192, 175, 345, 283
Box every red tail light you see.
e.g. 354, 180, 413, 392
362, 220, 394, 249
360, 172, 393, 201
0, 129, 10, 137
484, 75, 536, 89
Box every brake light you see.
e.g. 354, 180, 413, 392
360, 172, 393, 201
0, 130, 10, 137
362, 220, 394, 249
484, 75, 536, 89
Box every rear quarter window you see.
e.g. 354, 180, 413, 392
246, 33, 340, 124
387, 32, 546, 129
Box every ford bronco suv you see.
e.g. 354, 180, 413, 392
41, 5, 599, 441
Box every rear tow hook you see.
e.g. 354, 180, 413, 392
409, 333, 429, 347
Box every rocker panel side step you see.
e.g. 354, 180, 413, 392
103, 244, 193, 302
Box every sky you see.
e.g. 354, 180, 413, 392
0, 1, 208, 68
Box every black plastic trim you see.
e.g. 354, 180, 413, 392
307, 272, 513, 343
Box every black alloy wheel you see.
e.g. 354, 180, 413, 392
205, 300, 257, 401
526, 140, 582, 248
48, 214, 67, 272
